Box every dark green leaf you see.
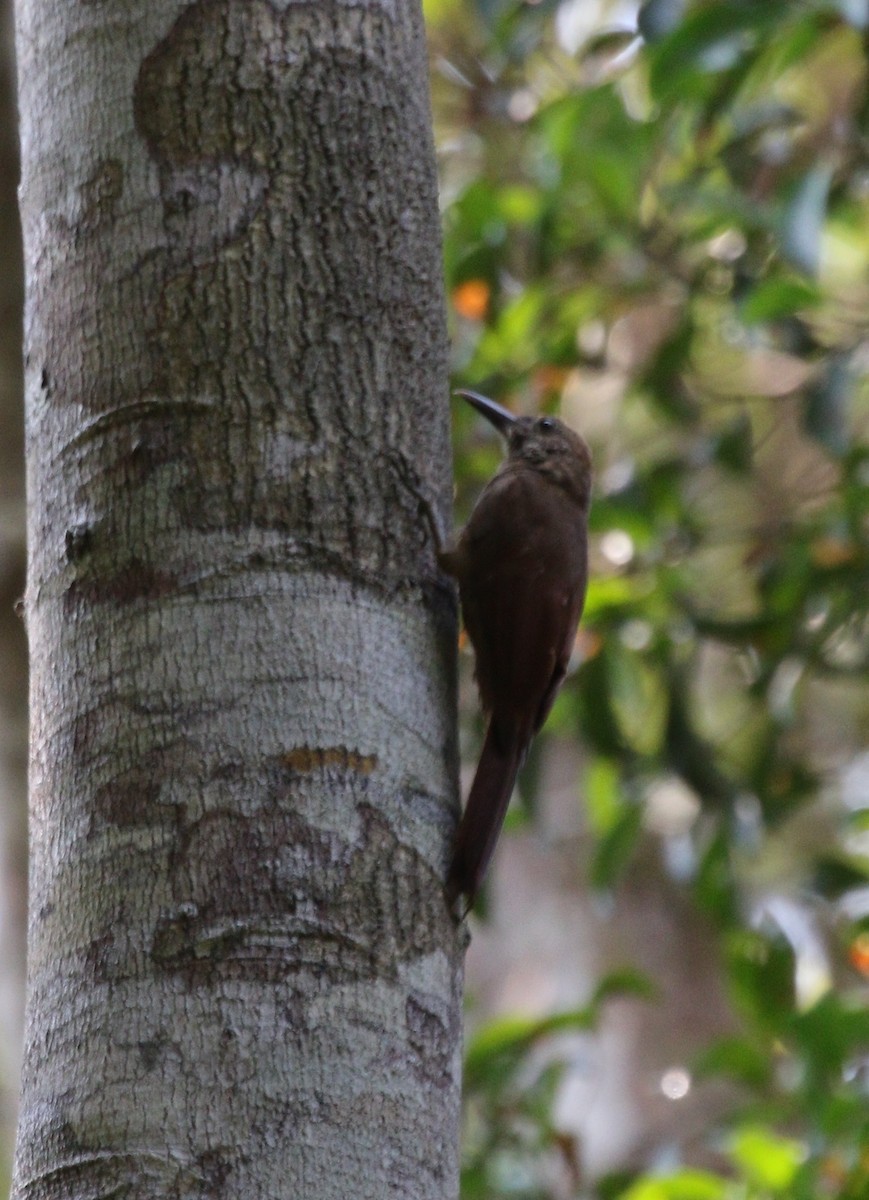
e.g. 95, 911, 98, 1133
790, 993, 869, 1076
579, 28, 641, 60
694, 831, 738, 924
464, 981, 648, 1088
646, 3, 786, 103
592, 968, 658, 1005
590, 798, 645, 890
813, 854, 869, 899
802, 353, 852, 456
726, 930, 796, 1028
713, 411, 753, 472
695, 1036, 772, 1088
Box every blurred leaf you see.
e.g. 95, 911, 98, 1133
582, 575, 651, 621
646, 3, 785, 103
802, 353, 852, 456
580, 27, 643, 61
608, 647, 668, 755
728, 1125, 806, 1191
422, 0, 463, 23
596, 1170, 642, 1200
638, 0, 686, 43
693, 830, 738, 924
813, 853, 869, 899
577, 653, 631, 757
584, 148, 642, 222
782, 162, 835, 277
590, 797, 645, 890
790, 993, 869, 1078
694, 1035, 771, 1088
664, 673, 737, 809
593, 968, 658, 1005
465, 971, 652, 1088
497, 184, 542, 225
739, 277, 821, 323
712, 410, 753, 472
619, 1168, 728, 1200
440, 0, 869, 1190
726, 930, 796, 1028
730, 99, 803, 142
585, 757, 622, 835
464, 1009, 593, 1083
638, 320, 698, 423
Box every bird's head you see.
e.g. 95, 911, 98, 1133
455, 389, 592, 507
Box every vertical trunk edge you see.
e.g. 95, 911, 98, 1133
14, 0, 462, 1196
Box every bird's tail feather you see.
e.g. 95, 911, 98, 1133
446, 722, 524, 909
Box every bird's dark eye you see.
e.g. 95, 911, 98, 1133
538, 417, 555, 431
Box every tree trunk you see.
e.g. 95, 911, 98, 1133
13, 1, 462, 1197
0, 0, 25, 1181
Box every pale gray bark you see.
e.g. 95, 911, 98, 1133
13, 1, 462, 1197
0, 0, 25, 1181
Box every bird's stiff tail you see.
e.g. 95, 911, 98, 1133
446, 721, 524, 909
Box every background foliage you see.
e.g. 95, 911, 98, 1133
1, 0, 868, 1193
427, 0, 869, 1196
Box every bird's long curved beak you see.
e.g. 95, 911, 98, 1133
454, 389, 517, 435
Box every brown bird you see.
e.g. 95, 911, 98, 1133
441, 390, 592, 909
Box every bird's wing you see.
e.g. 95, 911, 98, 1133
531, 575, 586, 734
457, 471, 586, 745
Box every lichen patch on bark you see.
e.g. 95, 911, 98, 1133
281, 744, 378, 775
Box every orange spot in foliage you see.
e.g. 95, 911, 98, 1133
849, 932, 869, 975
810, 536, 856, 568
575, 628, 602, 660
453, 279, 490, 321
818, 1154, 847, 1189
533, 364, 569, 396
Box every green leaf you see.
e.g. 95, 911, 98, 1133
582, 575, 650, 621
726, 930, 796, 1028
591, 798, 645, 890
713, 411, 753, 472
592, 968, 658, 1005
608, 647, 668, 755
639, 319, 698, 423
740, 277, 821, 323
813, 853, 869, 899
464, 974, 651, 1088
619, 1168, 728, 1200
585, 148, 641, 221
577, 654, 630, 757
729, 1126, 806, 1191
579, 28, 642, 63
694, 1036, 771, 1088
790, 993, 869, 1075
646, 3, 785, 103
586, 757, 622, 836
694, 831, 738, 924
497, 184, 542, 226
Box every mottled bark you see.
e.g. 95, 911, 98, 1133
14, 1, 461, 1197
0, 0, 25, 1182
